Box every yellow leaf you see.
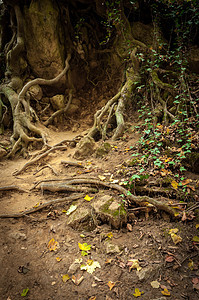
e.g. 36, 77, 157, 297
128, 259, 142, 271
89, 297, 96, 300
87, 259, 93, 266
192, 236, 199, 242
98, 175, 106, 181
168, 228, 179, 234
56, 257, 62, 262
81, 250, 88, 256
196, 224, 199, 229
161, 288, 171, 296
107, 281, 116, 291
47, 238, 59, 251
133, 288, 144, 297
171, 180, 178, 189
170, 233, 182, 244
107, 232, 113, 239
84, 195, 94, 201
62, 274, 70, 282
78, 242, 91, 251
33, 202, 41, 208
188, 259, 194, 270
105, 258, 113, 264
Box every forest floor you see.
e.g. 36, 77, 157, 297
0, 120, 199, 300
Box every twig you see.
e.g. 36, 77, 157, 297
0, 193, 84, 218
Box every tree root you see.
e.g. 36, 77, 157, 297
41, 183, 98, 193
44, 89, 73, 126
0, 193, 84, 218
0, 185, 28, 192
38, 178, 177, 217
13, 145, 67, 176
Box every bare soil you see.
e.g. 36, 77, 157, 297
0, 127, 199, 300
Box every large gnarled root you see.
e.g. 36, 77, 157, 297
1, 54, 71, 157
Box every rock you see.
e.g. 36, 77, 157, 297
29, 84, 43, 101
104, 240, 121, 254
8, 232, 27, 241
0, 147, 7, 159
68, 260, 81, 275
136, 265, 161, 281
66, 104, 79, 115
96, 143, 111, 158
74, 136, 96, 160
8, 76, 23, 91
91, 194, 127, 229
50, 95, 65, 110
66, 206, 95, 231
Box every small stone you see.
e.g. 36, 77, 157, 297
74, 136, 96, 160
136, 265, 161, 281
50, 94, 65, 110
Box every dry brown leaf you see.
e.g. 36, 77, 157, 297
107, 281, 116, 291
165, 255, 175, 263
47, 238, 59, 251
127, 223, 133, 231
72, 274, 84, 285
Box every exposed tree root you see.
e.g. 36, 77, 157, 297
41, 183, 98, 193
13, 145, 67, 176
38, 178, 177, 217
0, 54, 71, 157
0, 185, 27, 192
0, 193, 84, 218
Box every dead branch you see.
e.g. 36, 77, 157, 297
0, 193, 84, 218
33, 164, 59, 176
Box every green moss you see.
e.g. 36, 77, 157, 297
100, 199, 127, 217
96, 143, 111, 157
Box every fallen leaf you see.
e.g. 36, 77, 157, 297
105, 258, 113, 264
33, 202, 41, 208
78, 242, 91, 251
48, 238, 59, 251
80, 234, 86, 238
161, 288, 171, 296
107, 232, 113, 239
170, 233, 182, 244
127, 259, 142, 271
56, 257, 62, 262
84, 195, 94, 201
127, 223, 133, 231
165, 255, 175, 263
133, 288, 144, 297
171, 180, 178, 189
192, 236, 199, 243
72, 274, 84, 285
192, 278, 199, 285
80, 261, 101, 274
89, 297, 96, 300
107, 281, 116, 291
62, 274, 70, 282
188, 259, 194, 270
81, 250, 88, 256
65, 204, 77, 215
98, 175, 106, 181
196, 224, 199, 229
181, 179, 191, 186
168, 228, 179, 234
150, 280, 160, 288
21, 288, 29, 296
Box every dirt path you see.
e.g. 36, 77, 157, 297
0, 129, 199, 300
